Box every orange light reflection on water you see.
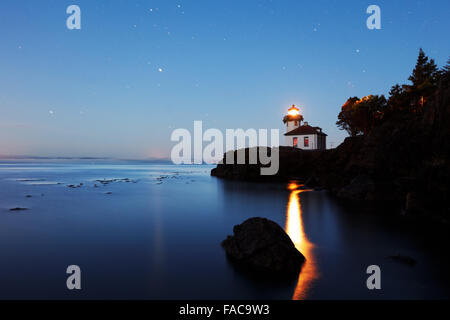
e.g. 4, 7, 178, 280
285, 182, 318, 300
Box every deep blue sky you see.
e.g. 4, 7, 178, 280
1, 0, 449, 159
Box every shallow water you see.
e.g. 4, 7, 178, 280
0, 161, 448, 299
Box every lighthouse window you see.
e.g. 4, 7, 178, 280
304, 137, 309, 147
294, 121, 298, 126
293, 137, 298, 147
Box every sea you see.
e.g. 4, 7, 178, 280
0, 161, 448, 299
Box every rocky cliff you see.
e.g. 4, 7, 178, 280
212, 85, 450, 224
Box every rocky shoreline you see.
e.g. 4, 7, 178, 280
212, 86, 450, 226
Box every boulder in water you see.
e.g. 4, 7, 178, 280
222, 217, 305, 275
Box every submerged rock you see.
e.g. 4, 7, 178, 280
222, 218, 305, 275
9, 207, 28, 211
67, 184, 82, 188
96, 178, 137, 185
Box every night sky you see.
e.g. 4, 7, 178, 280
1, 0, 449, 158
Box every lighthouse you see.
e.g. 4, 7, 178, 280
283, 105, 303, 132
283, 105, 327, 150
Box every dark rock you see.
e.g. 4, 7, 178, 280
9, 207, 28, 211
67, 184, 82, 188
405, 192, 422, 214
305, 175, 321, 188
211, 147, 321, 182
96, 178, 136, 185
222, 218, 305, 275
337, 175, 375, 200
389, 254, 417, 266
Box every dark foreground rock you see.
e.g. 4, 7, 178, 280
389, 254, 417, 266
222, 218, 305, 275
9, 207, 28, 211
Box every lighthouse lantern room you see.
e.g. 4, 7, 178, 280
283, 105, 303, 133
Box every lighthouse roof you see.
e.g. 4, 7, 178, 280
288, 105, 299, 111
285, 124, 327, 136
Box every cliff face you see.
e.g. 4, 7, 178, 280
211, 85, 450, 223
211, 147, 323, 181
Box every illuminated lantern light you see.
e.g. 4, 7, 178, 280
288, 105, 300, 116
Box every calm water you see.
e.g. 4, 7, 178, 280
0, 161, 449, 299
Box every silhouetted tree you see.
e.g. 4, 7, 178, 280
409, 49, 438, 87
337, 95, 387, 136
338, 49, 447, 137
406, 48, 439, 109
387, 84, 411, 113
336, 97, 360, 136
443, 58, 450, 75
439, 57, 450, 86
387, 49, 441, 114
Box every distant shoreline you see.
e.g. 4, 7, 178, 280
0, 156, 172, 164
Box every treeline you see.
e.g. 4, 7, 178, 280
337, 49, 450, 136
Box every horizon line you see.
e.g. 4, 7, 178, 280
0, 155, 172, 162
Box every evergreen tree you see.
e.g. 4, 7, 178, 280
444, 58, 450, 74
440, 57, 450, 85
407, 49, 439, 109
388, 84, 410, 112
337, 49, 446, 136
408, 48, 438, 88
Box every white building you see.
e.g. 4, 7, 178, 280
283, 105, 327, 150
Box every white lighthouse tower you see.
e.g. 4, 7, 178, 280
283, 105, 303, 132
